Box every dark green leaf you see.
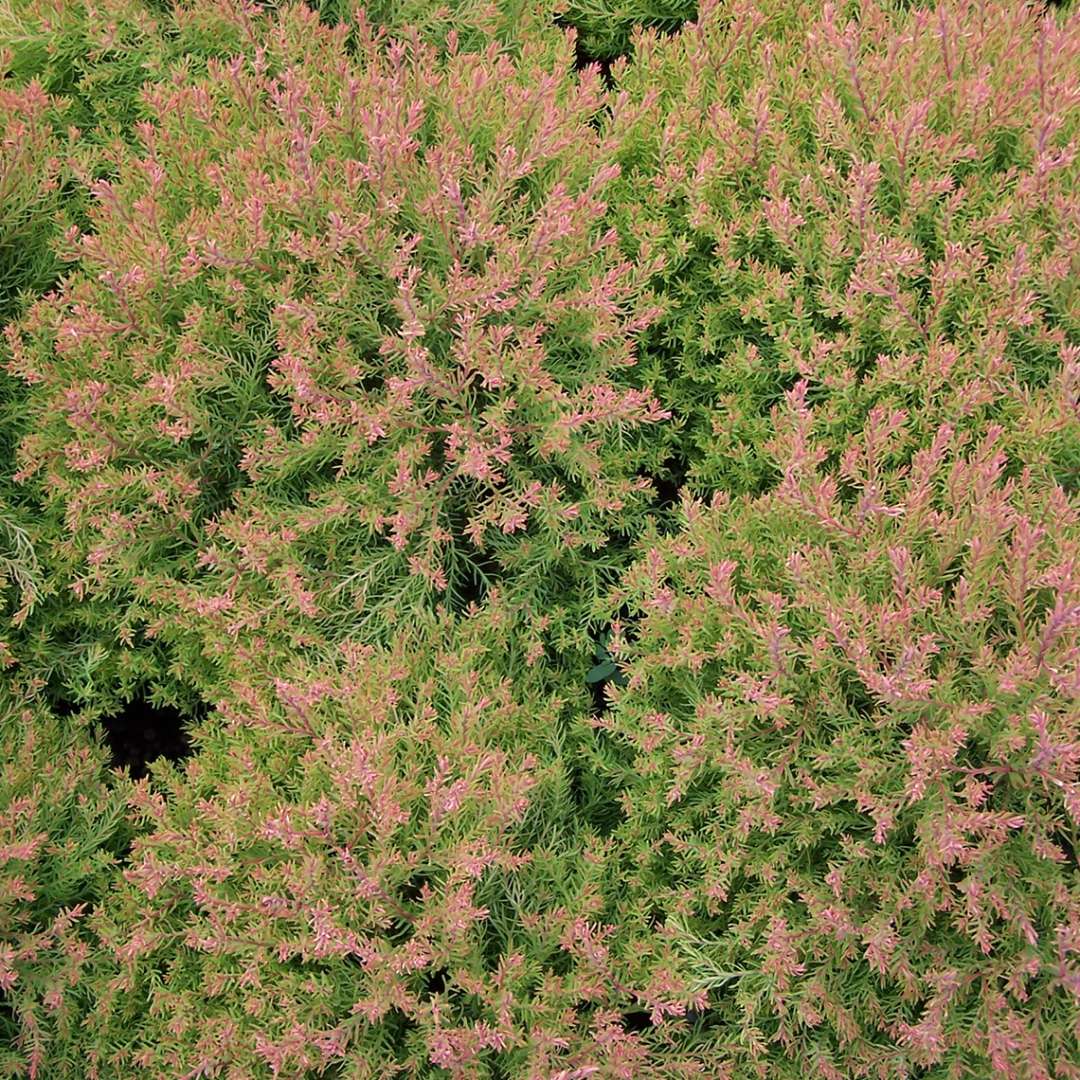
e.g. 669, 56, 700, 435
586, 659, 617, 684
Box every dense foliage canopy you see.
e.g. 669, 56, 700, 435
1, 1, 1078, 1077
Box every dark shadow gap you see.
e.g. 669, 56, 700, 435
555, 14, 618, 91
621, 1009, 654, 1034
400, 872, 432, 906
1051, 831, 1079, 873
447, 536, 502, 614
639, 453, 688, 513
588, 676, 608, 718
96, 694, 195, 780
566, 758, 623, 838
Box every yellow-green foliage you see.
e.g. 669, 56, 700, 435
0, 1, 1077, 1077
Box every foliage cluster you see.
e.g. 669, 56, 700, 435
0, 675, 131, 1078
0, 0, 1078, 1077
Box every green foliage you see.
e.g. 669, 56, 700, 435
593, 404, 1080, 1075
6, 0, 672, 687
46, 602, 651, 1078
559, 0, 698, 60
0, 677, 133, 1079
0, 0, 1077, 1077
0, 0, 239, 712
0, 0, 165, 142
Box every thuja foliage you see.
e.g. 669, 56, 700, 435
0, 676, 132, 1079
606, 0, 1079, 499
597, 385, 1080, 1076
0, 67, 68, 678
127, 0, 697, 64
0, 0, 267, 708
6, 0, 671, 696
0, 75, 59, 647
583, 1, 1080, 1073
0, 0, 168, 148
0, 0, 1078, 1077
46, 602, 712, 1078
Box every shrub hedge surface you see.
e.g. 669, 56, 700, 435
0, 0, 1077, 1077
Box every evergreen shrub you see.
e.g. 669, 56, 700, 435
0, 0, 1078, 1076
0, 677, 131, 1079
5, 0, 670, 693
